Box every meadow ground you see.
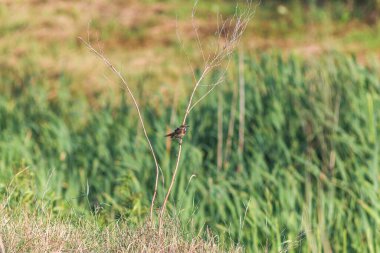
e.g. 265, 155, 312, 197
1, 1, 380, 252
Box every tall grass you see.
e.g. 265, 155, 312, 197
0, 53, 379, 251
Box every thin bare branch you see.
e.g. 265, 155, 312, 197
182, 66, 210, 125
79, 38, 160, 224
224, 74, 238, 170
158, 66, 209, 228
187, 77, 224, 113
159, 0, 258, 230
188, 60, 230, 113
217, 91, 223, 170
159, 142, 183, 229
238, 49, 245, 172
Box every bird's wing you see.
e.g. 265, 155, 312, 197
165, 131, 174, 137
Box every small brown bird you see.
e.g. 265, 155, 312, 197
165, 125, 189, 141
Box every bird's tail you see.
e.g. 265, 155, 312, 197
165, 133, 173, 137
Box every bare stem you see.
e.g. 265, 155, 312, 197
217, 91, 223, 170
158, 66, 209, 229
159, 0, 258, 230
224, 73, 238, 170
80, 38, 160, 224
159, 142, 182, 229
182, 67, 210, 125
238, 49, 245, 172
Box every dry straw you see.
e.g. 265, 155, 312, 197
0, 234, 5, 253
0, 207, 242, 252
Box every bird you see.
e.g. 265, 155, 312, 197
165, 125, 189, 141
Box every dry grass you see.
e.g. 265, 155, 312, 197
0, 207, 242, 253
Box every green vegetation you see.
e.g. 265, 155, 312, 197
1, 52, 379, 251
1, 0, 380, 252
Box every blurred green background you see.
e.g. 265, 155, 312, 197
1, 0, 380, 252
